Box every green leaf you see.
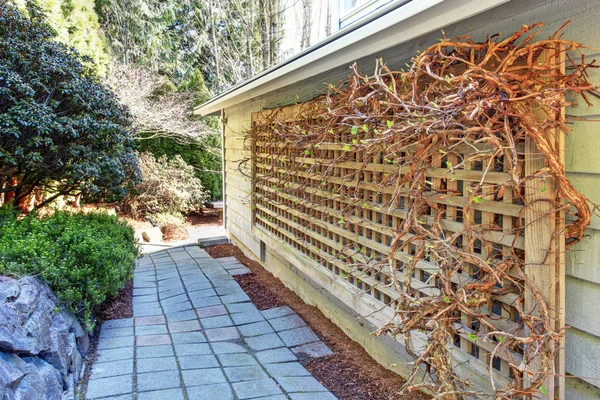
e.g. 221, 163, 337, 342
438, 149, 447, 155
444, 296, 451, 304
540, 187, 547, 192
498, 336, 505, 343
539, 385, 548, 396
304, 150, 311, 155
473, 196, 483, 204
362, 123, 369, 132
445, 75, 451, 84
351, 126, 358, 135
342, 144, 351, 151
352, 139, 358, 145
386, 120, 394, 129
338, 218, 345, 225
467, 333, 477, 341
446, 161, 452, 169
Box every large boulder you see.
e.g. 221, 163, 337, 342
0, 352, 62, 400
0, 276, 88, 399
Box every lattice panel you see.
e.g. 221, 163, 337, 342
251, 109, 527, 387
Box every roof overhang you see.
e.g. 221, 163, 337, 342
194, 0, 511, 116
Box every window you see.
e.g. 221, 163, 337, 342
339, 0, 396, 28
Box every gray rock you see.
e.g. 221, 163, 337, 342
0, 277, 55, 355
0, 277, 87, 399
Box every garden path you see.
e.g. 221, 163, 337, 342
85, 245, 337, 400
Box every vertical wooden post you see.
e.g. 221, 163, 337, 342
524, 45, 565, 399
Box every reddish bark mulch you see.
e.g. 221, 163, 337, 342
205, 244, 427, 400
161, 224, 190, 242
186, 209, 222, 226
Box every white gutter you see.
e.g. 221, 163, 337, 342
195, 0, 510, 116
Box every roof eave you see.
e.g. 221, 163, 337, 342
194, 0, 510, 116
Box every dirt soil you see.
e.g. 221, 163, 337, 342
205, 244, 427, 400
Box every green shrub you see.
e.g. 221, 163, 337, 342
0, 208, 138, 328
124, 153, 209, 217
137, 133, 223, 200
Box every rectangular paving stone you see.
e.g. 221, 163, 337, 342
174, 343, 212, 356
137, 370, 181, 391
133, 295, 159, 305
134, 288, 157, 297
134, 307, 164, 317
217, 353, 259, 367
136, 325, 168, 336
178, 354, 220, 370
205, 327, 240, 342
166, 309, 198, 323
96, 347, 134, 363
289, 393, 337, 400
86, 375, 132, 399
276, 376, 328, 393
135, 315, 166, 327
136, 356, 178, 373
171, 331, 207, 344
228, 267, 251, 276
136, 344, 174, 359
100, 326, 134, 339
238, 322, 275, 338
261, 306, 295, 320
192, 296, 222, 308
185, 383, 234, 400
226, 303, 260, 314
196, 304, 228, 318
159, 288, 186, 300
182, 368, 227, 387
263, 362, 311, 377
210, 342, 249, 355
291, 341, 333, 358
268, 314, 307, 332
224, 365, 269, 382
97, 335, 134, 350
90, 359, 133, 379
185, 282, 213, 292
244, 333, 285, 351
201, 315, 234, 329
220, 293, 251, 304
138, 388, 185, 400
188, 288, 217, 299
103, 318, 134, 329
160, 294, 189, 306
136, 334, 171, 346
255, 348, 297, 364
278, 327, 320, 347
232, 378, 283, 399
168, 320, 201, 333
162, 301, 193, 314
231, 311, 264, 326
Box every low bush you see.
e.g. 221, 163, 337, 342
0, 208, 138, 328
124, 153, 209, 217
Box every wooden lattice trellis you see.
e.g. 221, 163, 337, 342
245, 26, 597, 398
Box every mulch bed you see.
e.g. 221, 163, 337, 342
187, 209, 222, 226
79, 280, 133, 397
204, 244, 428, 400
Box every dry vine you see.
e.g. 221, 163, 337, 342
243, 23, 598, 399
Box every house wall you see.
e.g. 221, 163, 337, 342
221, 0, 600, 397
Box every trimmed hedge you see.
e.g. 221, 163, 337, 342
0, 209, 138, 328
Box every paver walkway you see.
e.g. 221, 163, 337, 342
85, 245, 337, 400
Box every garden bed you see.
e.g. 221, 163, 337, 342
205, 244, 427, 400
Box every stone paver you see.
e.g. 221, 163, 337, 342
86, 246, 336, 400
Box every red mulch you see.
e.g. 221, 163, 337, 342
204, 244, 428, 400
186, 209, 222, 226
161, 224, 190, 242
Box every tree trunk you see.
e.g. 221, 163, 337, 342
209, 0, 221, 92
301, 0, 312, 49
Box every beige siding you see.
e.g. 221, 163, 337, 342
221, 0, 600, 395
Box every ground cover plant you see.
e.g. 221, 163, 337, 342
0, 208, 138, 327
